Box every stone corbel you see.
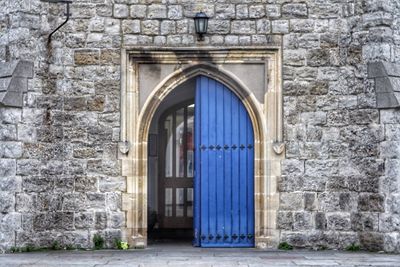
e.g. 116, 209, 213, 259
368, 62, 400, 109
0, 60, 34, 108
272, 141, 285, 154
118, 140, 131, 154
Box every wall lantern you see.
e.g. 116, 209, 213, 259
194, 12, 209, 41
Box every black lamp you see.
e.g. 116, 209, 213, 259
194, 12, 209, 41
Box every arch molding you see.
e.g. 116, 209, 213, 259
119, 48, 284, 248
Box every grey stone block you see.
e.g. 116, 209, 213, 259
122, 20, 140, 34
281, 231, 307, 247
315, 212, 327, 230
106, 192, 121, 211
22, 176, 54, 193
266, 4, 280, 17
280, 192, 304, 210
63, 230, 90, 248
99, 176, 126, 192
304, 192, 317, 211
215, 4, 235, 19
75, 212, 95, 229
359, 232, 384, 251
87, 192, 106, 209
249, 5, 265, 18
277, 211, 293, 230
306, 49, 330, 67
352, 212, 379, 232
281, 159, 304, 175
62, 193, 88, 212
254, 19, 269, 34
0, 192, 15, 213
282, 3, 308, 18
0, 159, 16, 177
168, 5, 183, 20
327, 212, 351, 231
113, 4, 128, 18
95, 211, 107, 229
130, 5, 146, 18
271, 20, 289, 34
75, 176, 98, 192
142, 20, 159, 35
293, 212, 312, 230
318, 192, 341, 212
0, 175, 21, 192
236, 5, 248, 19
17, 159, 40, 176
147, 4, 167, 19
231, 21, 256, 34
109, 212, 125, 228
0, 212, 22, 232
383, 232, 400, 253
16, 193, 36, 212
379, 213, 400, 232
358, 193, 385, 212
160, 21, 176, 35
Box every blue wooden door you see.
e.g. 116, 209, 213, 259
194, 75, 254, 247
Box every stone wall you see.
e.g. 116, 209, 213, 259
0, 0, 399, 252
0, 1, 125, 252
281, 0, 400, 252
376, 0, 400, 253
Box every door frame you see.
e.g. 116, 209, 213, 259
119, 48, 284, 249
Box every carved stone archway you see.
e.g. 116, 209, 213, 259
119, 48, 283, 248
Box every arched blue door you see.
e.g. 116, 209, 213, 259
194, 75, 255, 247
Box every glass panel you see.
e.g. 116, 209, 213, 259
176, 188, 184, 217
175, 108, 185, 177
164, 114, 173, 177
187, 188, 193, 217
187, 104, 194, 177
165, 188, 173, 217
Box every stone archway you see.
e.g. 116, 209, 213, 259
119, 49, 283, 248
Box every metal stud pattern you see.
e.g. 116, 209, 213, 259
200, 144, 253, 150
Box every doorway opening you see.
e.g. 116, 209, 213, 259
147, 78, 195, 243
147, 75, 255, 247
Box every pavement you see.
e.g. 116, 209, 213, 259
1, 243, 400, 267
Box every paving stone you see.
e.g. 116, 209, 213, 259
1, 0, 400, 255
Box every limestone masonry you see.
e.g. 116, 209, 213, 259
1, 0, 400, 253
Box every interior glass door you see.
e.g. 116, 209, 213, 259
159, 102, 194, 229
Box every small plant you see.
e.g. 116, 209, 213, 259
278, 242, 293, 250
65, 244, 76, 250
25, 245, 36, 252
346, 243, 360, 251
51, 241, 62, 250
114, 239, 129, 250
10, 246, 18, 253
93, 234, 105, 250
